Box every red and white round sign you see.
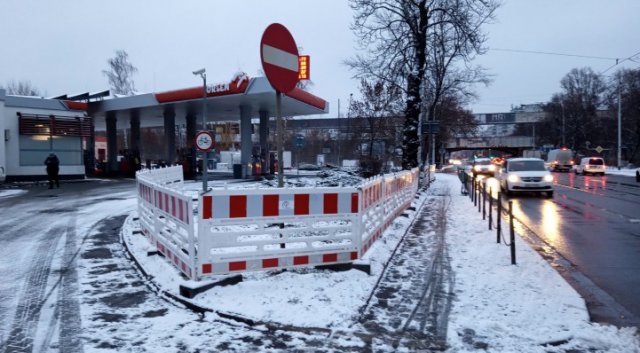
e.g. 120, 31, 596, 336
195, 131, 214, 152
260, 23, 299, 94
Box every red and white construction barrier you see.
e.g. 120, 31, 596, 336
136, 166, 419, 280
137, 167, 196, 279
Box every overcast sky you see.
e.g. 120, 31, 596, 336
1, 0, 639, 116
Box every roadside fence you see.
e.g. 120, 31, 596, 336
465, 173, 517, 265
136, 166, 420, 280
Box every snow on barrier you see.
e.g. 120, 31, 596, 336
135, 167, 419, 280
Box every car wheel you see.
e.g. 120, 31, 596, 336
636, 172, 639, 182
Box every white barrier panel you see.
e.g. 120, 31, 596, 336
197, 187, 360, 277
136, 167, 197, 279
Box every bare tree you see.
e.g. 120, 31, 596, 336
350, 79, 402, 175
4, 80, 41, 96
103, 50, 138, 96
559, 67, 607, 153
347, 0, 499, 169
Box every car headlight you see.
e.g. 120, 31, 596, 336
488, 165, 496, 171
474, 165, 481, 171
543, 174, 554, 182
507, 174, 519, 183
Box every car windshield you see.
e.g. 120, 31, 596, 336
475, 159, 491, 165
588, 158, 604, 165
508, 160, 546, 171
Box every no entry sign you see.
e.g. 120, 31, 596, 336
260, 23, 299, 93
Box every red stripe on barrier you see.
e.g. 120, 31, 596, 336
293, 255, 309, 265
324, 193, 338, 214
350, 251, 358, 260
171, 196, 176, 217
158, 191, 163, 209
262, 258, 279, 268
263, 195, 279, 217
294, 194, 309, 215
351, 193, 359, 213
164, 194, 169, 213
229, 261, 246, 271
323, 253, 338, 263
230, 195, 247, 218
202, 263, 212, 274
203, 196, 212, 219
179, 200, 184, 222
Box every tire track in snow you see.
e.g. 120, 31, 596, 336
57, 215, 84, 353
358, 185, 455, 351
3, 226, 64, 353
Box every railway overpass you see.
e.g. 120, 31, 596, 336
445, 136, 535, 156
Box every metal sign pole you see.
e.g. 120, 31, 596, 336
276, 91, 284, 187
202, 74, 208, 193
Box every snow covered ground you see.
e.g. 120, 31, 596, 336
605, 166, 638, 177
119, 172, 639, 352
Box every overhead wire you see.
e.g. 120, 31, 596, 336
490, 48, 617, 61
600, 50, 640, 74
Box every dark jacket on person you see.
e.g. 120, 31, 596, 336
44, 154, 60, 174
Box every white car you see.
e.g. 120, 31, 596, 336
498, 158, 554, 198
575, 157, 605, 176
471, 157, 496, 177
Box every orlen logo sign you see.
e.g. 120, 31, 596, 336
207, 73, 249, 95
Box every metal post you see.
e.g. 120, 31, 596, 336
560, 101, 565, 147
477, 182, 481, 213
276, 91, 284, 187
509, 200, 516, 265
617, 62, 622, 169
473, 179, 477, 206
193, 68, 208, 193
497, 192, 502, 243
202, 73, 208, 192
488, 187, 492, 230
482, 183, 486, 220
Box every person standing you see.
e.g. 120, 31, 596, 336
44, 153, 60, 189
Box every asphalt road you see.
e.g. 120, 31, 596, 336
0, 179, 137, 352
492, 172, 640, 328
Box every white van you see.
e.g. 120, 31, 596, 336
575, 157, 605, 176
546, 148, 574, 172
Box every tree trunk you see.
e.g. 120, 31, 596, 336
402, 74, 421, 169
402, 4, 428, 170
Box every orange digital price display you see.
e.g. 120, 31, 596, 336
298, 55, 310, 80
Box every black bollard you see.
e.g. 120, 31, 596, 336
488, 187, 493, 230
509, 200, 516, 265
497, 192, 502, 243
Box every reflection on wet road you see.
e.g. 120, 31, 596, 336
478, 172, 640, 327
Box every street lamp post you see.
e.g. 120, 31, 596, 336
193, 68, 208, 192
560, 100, 565, 147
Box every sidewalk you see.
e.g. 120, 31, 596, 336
121, 173, 639, 352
